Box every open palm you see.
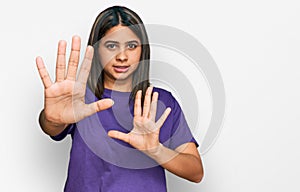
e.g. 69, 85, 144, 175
36, 36, 113, 126
108, 87, 171, 152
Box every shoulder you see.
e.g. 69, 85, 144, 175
153, 86, 185, 114
153, 87, 175, 100
153, 86, 172, 96
152, 86, 181, 109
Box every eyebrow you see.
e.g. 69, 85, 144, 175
126, 40, 139, 44
104, 40, 140, 44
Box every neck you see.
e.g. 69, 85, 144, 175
104, 78, 132, 92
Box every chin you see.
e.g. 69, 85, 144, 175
111, 72, 133, 81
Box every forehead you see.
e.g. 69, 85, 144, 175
101, 25, 140, 43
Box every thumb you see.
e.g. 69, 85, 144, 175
108, 130, 130, 143
85, 98, 114, 116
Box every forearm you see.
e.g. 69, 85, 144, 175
146, 144, 204, 183
38, 109, 68, 137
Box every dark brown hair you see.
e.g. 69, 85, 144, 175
87, 6, 150, 103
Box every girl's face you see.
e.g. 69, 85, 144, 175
98, 25, 142, 86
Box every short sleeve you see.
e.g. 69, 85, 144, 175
50, 123, 76, 141
168, 94, 199, 150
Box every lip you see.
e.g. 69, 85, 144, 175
113, 65, 130, 73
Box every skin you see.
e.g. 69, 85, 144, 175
98, 25, 142, 92
36, 25, 204, 183
36, 36, 114, 136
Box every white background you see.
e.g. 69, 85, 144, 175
1, 0, 300, 191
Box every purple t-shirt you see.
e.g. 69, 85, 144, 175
51, 87, 198, 192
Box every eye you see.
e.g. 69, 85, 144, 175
106, 43, 117, 50
127, 43, 138, 50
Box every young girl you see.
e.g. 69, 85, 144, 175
36, 5, 203, 192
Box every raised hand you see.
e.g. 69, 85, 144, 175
36, 36, 114, 129
108, 87, 171, 153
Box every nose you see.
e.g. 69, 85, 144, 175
116, 49, 128, 62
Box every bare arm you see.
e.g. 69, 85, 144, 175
38, 109, 68, 137
108, 87, 203, 183
146, 142, 204, 183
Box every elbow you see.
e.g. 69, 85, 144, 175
195, 173, 204, 183
191, 169, 204, 183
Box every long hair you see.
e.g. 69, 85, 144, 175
87, 6, 150, 103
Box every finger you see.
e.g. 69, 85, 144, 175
142, 86, 153, 117
134, 90, 142, 117
66, 36, 81, 81
149, 92, 158, 121
56, 40, 67, 82
77, 46, 94, 85
85, 99, 114, 116
156, 107, 171, 129
107, 130, 130, 143
36, 56, 53, 88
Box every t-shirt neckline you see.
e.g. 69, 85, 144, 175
103, 88, 131, 97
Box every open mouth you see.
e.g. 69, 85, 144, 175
113, 65, 130, 73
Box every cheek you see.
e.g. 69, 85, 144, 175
129, 50, 142, 71
98, 49, 115, 67
129, 49, 142, 63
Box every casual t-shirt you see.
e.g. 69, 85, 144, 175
51, 87, 198, 192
